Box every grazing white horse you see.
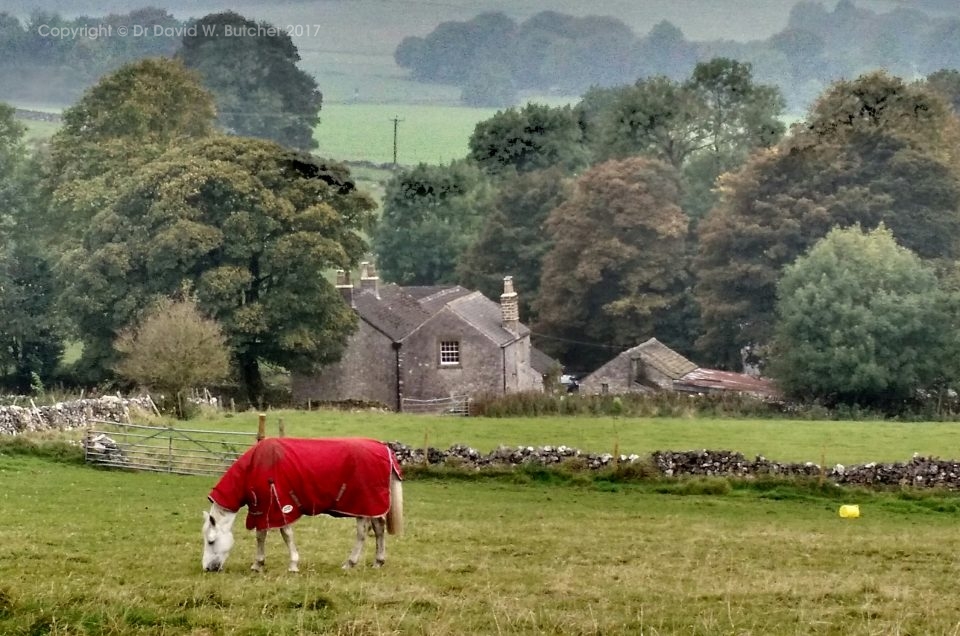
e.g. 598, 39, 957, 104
201, 437, 403, 572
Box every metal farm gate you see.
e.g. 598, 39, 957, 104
400, 395, 470, 415
84, 420, 258, 476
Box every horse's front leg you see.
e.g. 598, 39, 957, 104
251, 529, 267, 572
343, 517, 368, 569
279, 525, 300, 573
371, 516, 387, 568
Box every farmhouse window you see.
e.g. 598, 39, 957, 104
440, 340, 461, 366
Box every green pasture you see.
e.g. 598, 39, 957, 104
315, 102, 500, 166
91, 408, 960, 466
4, 446, 960, 635
211, 410, 960, 465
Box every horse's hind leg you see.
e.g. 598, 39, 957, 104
279, 525, 300, 573
251, 529, 267, 572
343, 518, 369, 569
371, 516, 387, 568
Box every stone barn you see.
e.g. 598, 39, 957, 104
292, 264, 558, 410
579, 337, 779, 399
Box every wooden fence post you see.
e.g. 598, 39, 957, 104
257, 413, 266, 441
278, 418, 285, 438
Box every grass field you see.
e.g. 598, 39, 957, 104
315, 102, 501, 166
78, 408, 960, 467
4, 443, 960, 635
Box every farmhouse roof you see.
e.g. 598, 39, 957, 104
446, 291, 531, 346
352, 284, 431, 341
630, 337, 698, 379
348, 278, 559, 372
531, 346, 561, 376
404, 285, 473, 313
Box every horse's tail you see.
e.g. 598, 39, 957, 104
386, 472, 403, 536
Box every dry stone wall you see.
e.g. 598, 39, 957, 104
387, 443, 960, 490
0, 396, 154, 435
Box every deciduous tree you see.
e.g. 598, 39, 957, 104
179, 12, 322, 151
373, 161, 493, 285
114, 295, 231, 418
770, 225, 957, 407
0, 104, 65, 392
46, 58, 216, 238
535, 157, 689, 370
695, 71, 960, 369
58, 135, 376, 403
457, 167, 571, 322
468, 103, 587, 175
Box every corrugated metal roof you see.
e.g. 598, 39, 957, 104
676, 368, 780, 398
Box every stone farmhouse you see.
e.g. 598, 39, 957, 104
579, 337, 779, 399
292, 264, 558, 411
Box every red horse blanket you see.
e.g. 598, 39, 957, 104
209, 438, 402, 531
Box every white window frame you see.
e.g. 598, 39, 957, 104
439, 340, 461, 366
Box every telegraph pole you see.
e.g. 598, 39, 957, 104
390, 116, 403, 166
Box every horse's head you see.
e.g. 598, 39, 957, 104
201, 505, 236, 572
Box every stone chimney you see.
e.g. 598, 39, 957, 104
359, 261, 380, 299
500, 275, 519, 334
335, 269, 354, 306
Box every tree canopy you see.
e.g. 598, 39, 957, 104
47, 58, 216, 238
468, 103, 587, 176
0, 105, 65, 392
373, 161, 493, 286
535, 157, 690, 370
179, 12, 323, 151
457, 167, 571, 322
58, 135, 376, 402
695, 71, 960, 369
770, 225, 958, 406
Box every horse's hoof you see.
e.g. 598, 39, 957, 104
288, 564, 300, 573
373, 560, 385, 569
342, 561, 356, 570
251, 563, 264, 573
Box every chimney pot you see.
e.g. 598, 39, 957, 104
336, 269, 354, 306
360, 261, 380, 298
500, 275, 519, 333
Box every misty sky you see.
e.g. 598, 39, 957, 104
0, 0, 923, 43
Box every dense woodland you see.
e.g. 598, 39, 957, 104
3, 4, 960, 414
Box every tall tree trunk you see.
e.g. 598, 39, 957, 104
240, 353, 264, 408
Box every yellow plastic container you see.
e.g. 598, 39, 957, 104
838, 504, 860, 519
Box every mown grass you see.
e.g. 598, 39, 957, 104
4, 450, 960, 635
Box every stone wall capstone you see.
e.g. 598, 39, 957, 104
0, 396, 155, 435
